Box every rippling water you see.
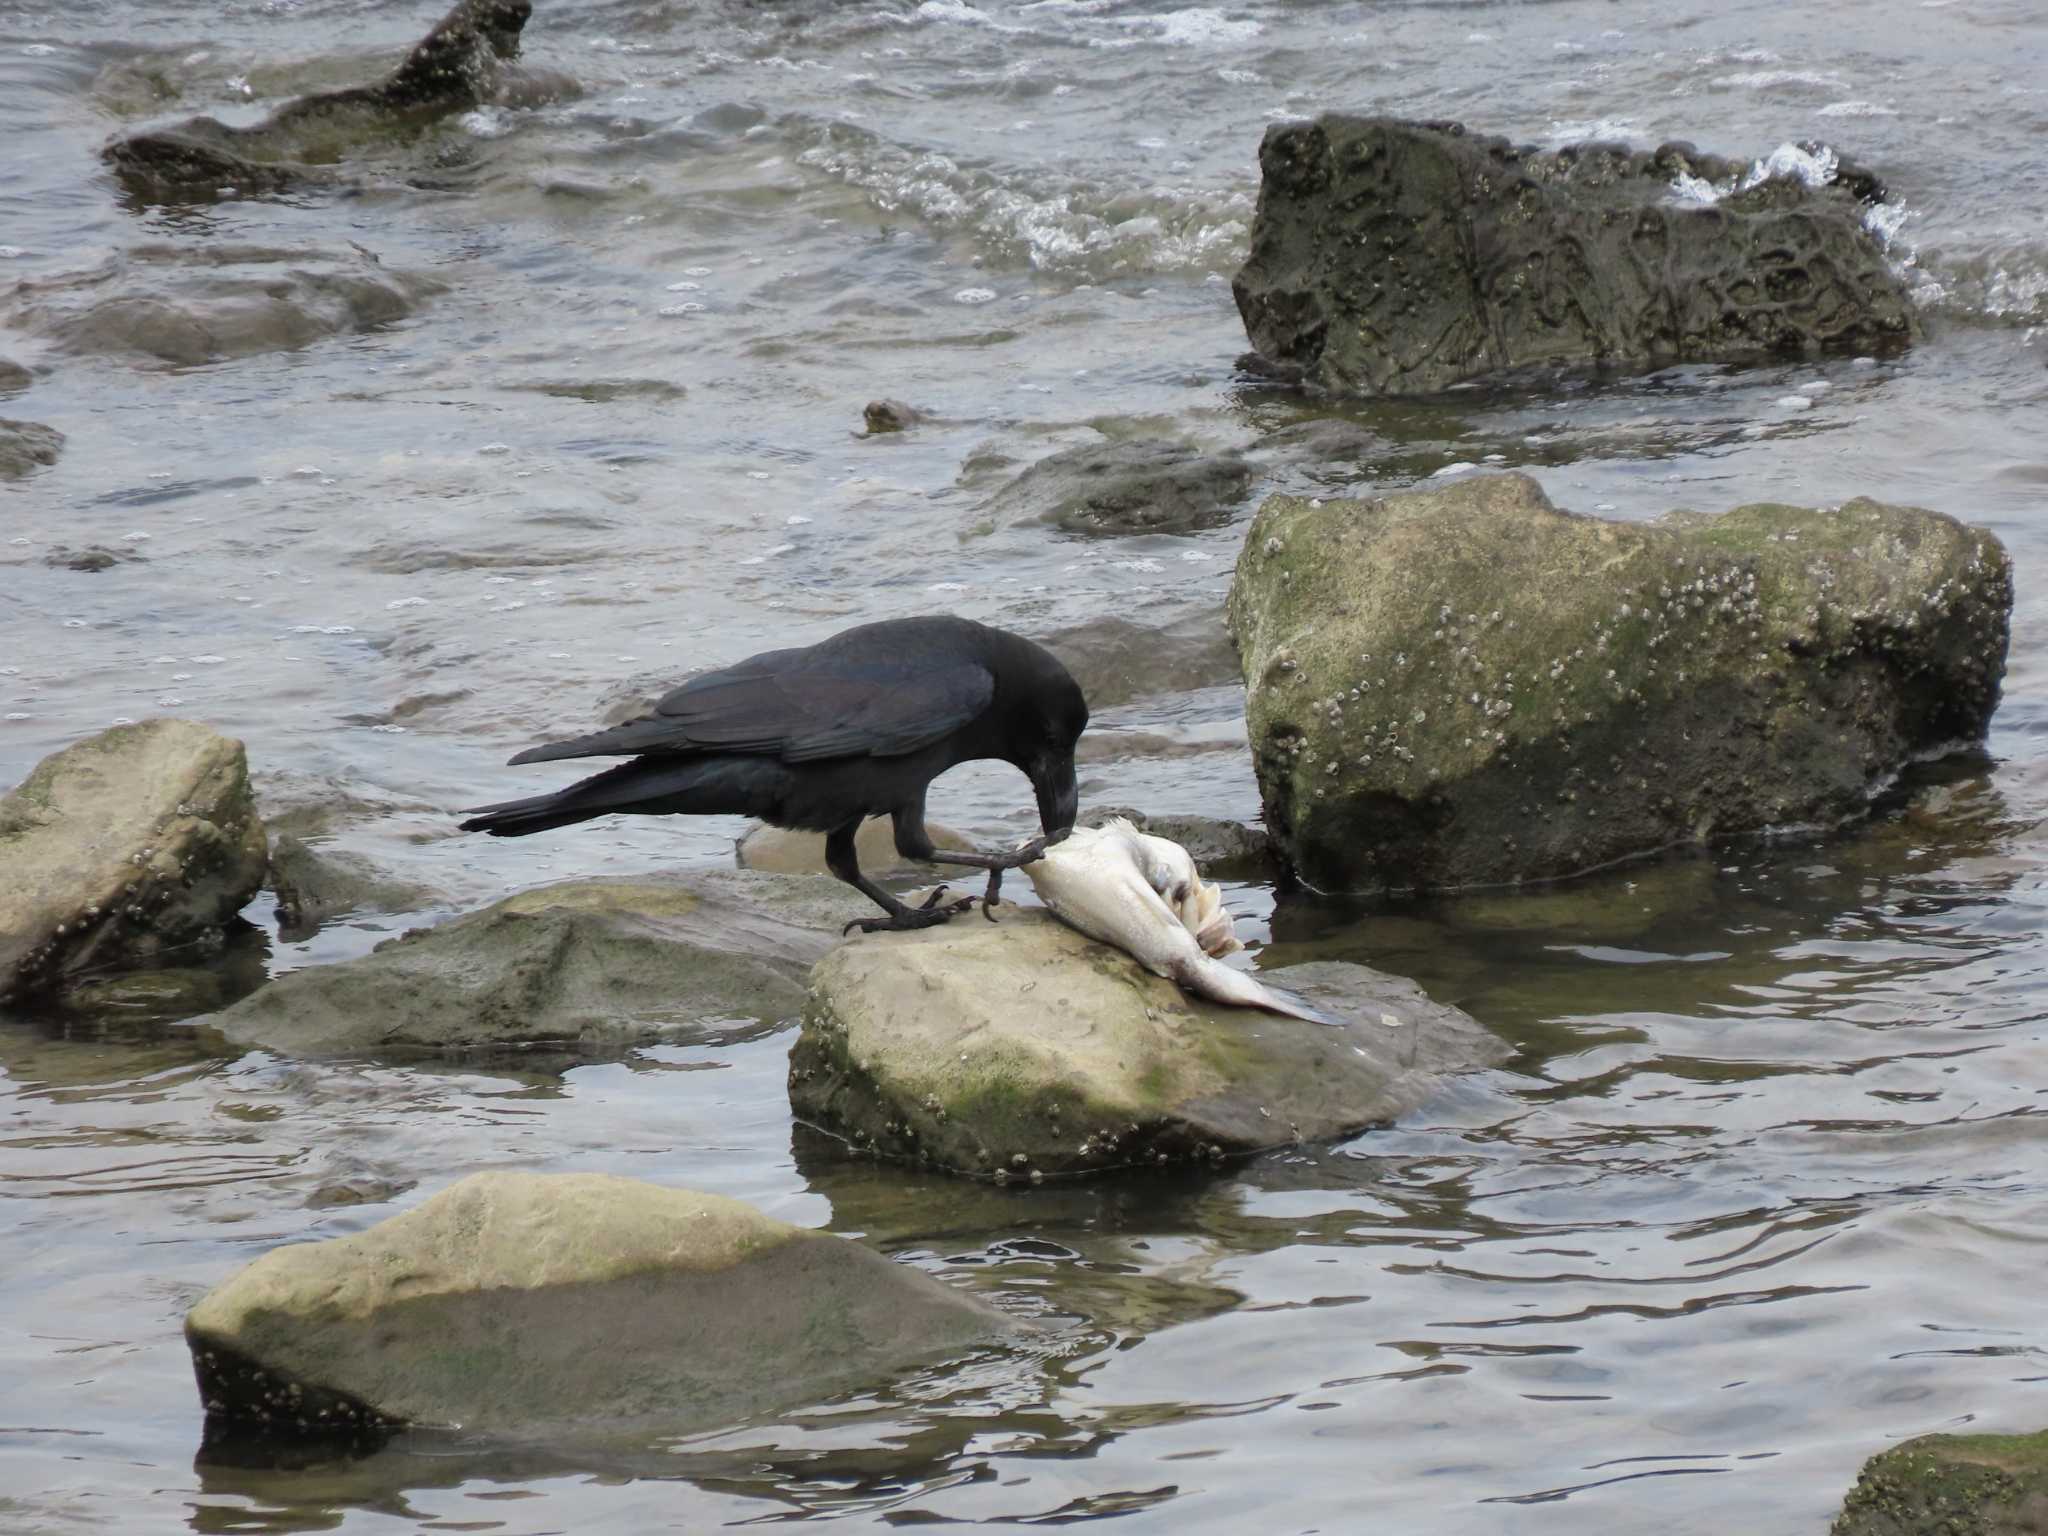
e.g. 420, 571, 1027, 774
4, 0, 2047, 1531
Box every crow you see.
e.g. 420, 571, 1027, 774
459, 615, 1090, 933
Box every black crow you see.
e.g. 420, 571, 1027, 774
459, 616, 1090, 932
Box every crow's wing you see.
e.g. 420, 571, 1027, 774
508, 647, 996, 766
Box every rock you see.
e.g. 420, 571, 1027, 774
1832, 1430, 2048, 1535
0, 720, 270, 1005
1226, 473, 2012, 893
208, 871, 869, 1057
0, 417, 63, 478
789, 908, 1504, 1180
6, 244, 439, 367
103, 0, 553, 196
862, 399, 925, 433
267, 833, 437, 942
1234, 116, 1918, 396
303, 1176, 417, 1209
0, 357, 29, 396
1079, 806, 1274, 879
1040, 612, 1242, 709
57, 953, 268, 1023
41, 544, 137, 572
983, 439, 1254, 536
185, 1170, 1014, 1437
735, 816, 969, 879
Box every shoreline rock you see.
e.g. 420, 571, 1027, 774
1234, 116, 1917, 396
789, 908, 1505, 1180
1, 719, 269, 1006
1832, 1430, 2048, 1535
0, 416, 63, 478
1226, 473, 2012, 893
186, 1171, 1017, 1439
982, 438, 1254, 536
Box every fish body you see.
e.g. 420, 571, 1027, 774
1021, 820, 1328, 1024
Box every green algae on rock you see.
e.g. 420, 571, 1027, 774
0, 719, 269, 1004
789, 908, 1504, 1180
186, 1170, 1016, 1438
209, 871, 870, 1058
1233, 116, 1917, 396
1226, 473, 2011, 894
1832, 1430, 2048, 1535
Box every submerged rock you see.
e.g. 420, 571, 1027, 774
185, 1170, 1014, 1437
0, 417, 63, 478
267, 833, 438, 943
1234, 116, 1917, 396
0, 357, 30, 396
1227, 473, 2012, 893
104, 0, 556, 196
790, 908, 1504, 1180
862, 399, 926, 434
209, 871, 868, 1057
1832, 1430, 2048, 1536
735, 815, 969, 879
7, 244, 439, 367
1040, 612, 1242, 709
0, 720, 270, 1005
983, 438, 1255, 536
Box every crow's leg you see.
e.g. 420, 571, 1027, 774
826, 820, 977, 936
893, 806, 1071, 920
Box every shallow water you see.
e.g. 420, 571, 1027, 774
4, 0, 2048, 1531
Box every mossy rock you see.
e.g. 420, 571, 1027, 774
789, 908, 1504, 1180
1226, 472, 2011, 893
1833, 1431, 2048, 1535
185, 1171, 1017, 1439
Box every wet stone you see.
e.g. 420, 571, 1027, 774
1039, 612, 1242, 710
1235, 116, 1918, 396
1832, 1429, 2048, 1536
0, 417, 63, 478
982, 438, 1255, 536
1226, 472, 2014, 893
790, 908, 1505, 1181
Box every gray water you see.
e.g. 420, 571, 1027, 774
4, 0, 2047, 1531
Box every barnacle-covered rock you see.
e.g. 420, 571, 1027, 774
1226, 473, 2012, 893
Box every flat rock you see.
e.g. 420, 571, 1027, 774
1226, 472, 2012, 892
1039, 612, 1242, 710
6, 243, 439, 367
789, 908, 1504, 1180
1235, 116, 1917, 396
1833, 1430, 2048, 1535
0, 719, 269, 1005
209, 871, 870, 1057
735, 816, 969, 879
983, 438, 1254, 536
185, 1170, 1015, 1438
0, 417, 63, 478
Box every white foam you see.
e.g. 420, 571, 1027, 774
954, 287, 998, 304
1817, 100, 1899, 118
1715, 69, 1843, 90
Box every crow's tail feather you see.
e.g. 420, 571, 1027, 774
458, 756, 762, 837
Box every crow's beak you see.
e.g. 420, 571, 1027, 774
1032, 755, 1078, 836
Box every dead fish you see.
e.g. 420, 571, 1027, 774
1021, 819, 1331, 1024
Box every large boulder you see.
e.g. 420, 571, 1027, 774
185, 1170, 1015, 1438
0, 720, 269, 1005
1226, 473, 2012, 893
1234, 116, 1917, 396
789, 908, 1504, 1180
208, 871, 868, 1057
6, 243, 439, 367
1833, 1431, 2048, 1535
0, 417, 63, 478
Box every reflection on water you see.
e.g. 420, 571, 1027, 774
5, 0, 2048, 1530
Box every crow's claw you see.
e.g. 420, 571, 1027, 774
842, 892, 979, 936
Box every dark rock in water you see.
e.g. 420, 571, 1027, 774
0, 720, 270, 1005
862, 399, 925, 433
208, 872, 869, 1058
1832, 1430, 2048, 1536
267, 834, 438, 943
792, 910, 1505, 1180
0, 357, 29, 396
0, 417, 63, 478
1040, 612, 1242, 709
1233, 116, 1917, 396
103, 0, 554, 196
984, 438, 1255, 535
1227, 472, 2012, 894
186, 1171, 1015, 1437
1080, 806, 1274, 879
7, 244, 439, 367
303, 1175, 417, 1209
42, 544, 137, 572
